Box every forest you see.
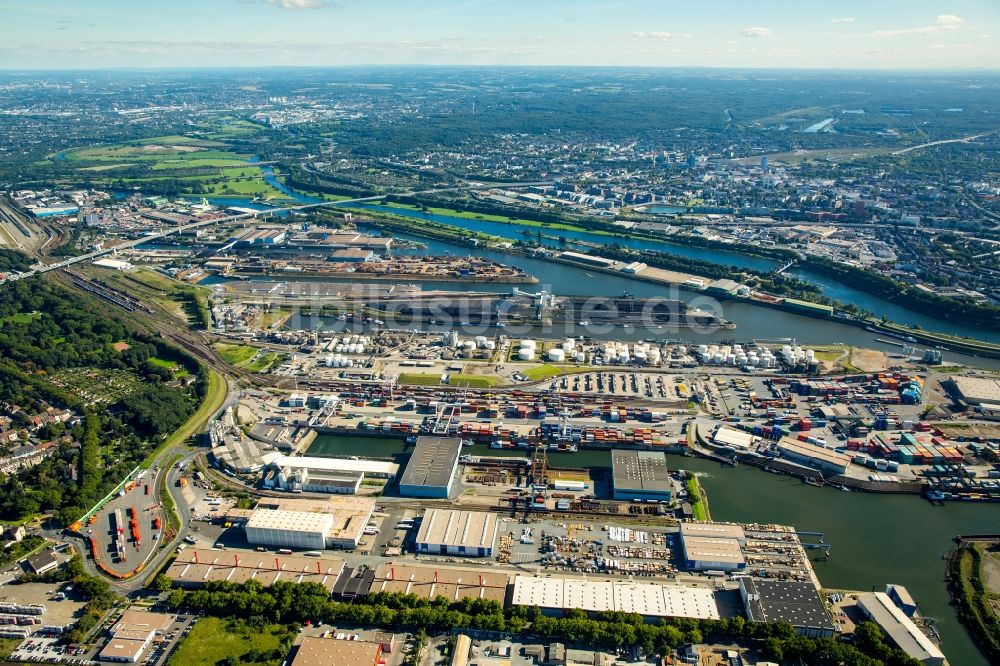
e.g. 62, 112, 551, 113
0, 271, 204, 523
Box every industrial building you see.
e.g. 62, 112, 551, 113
413, 508, 499, 557
679, 536, 746, 572
713, 426, 756, 451
945, 375, 1000, 406
510, 576, 720, 621
610, 449, 674, 502
740, 578, 835, 638
291, 636, 383, 666
166, 548, 346, 592
262, 454, 399, 494
244, 497, 376, 550
98, 610, 174, 663
775, 437, 851, 475
398, 436, 462, 498
679, 523, 747, 544
855, 592, 945, 666
368, 563, 510, 603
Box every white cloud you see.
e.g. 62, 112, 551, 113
631, 31, 693, 41
872, 14, 966, 37
831, 17, 854, 24
263, 0, 333, 9
741, 27, 772, 38
936, 14, 965, 27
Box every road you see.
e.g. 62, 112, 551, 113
3, 180, 551, 283
891, 131, 994, 156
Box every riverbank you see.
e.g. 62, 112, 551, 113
946, 539, 1000, 665
228, 268, 538, 285
356, 208, 1000, 358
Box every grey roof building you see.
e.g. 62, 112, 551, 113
398, 437, 462, 498
739, 578, 835, 638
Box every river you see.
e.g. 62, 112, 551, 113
353, 204, 994, 342
306, 435, 992, 666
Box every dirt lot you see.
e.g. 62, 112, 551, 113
850, 347, 888, 372
0, 582, 85, 630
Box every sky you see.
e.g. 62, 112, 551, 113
0, 0, 998, 70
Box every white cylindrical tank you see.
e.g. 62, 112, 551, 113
325, 355, 333, 367
346, 359, 355, 368
520, 339, 536, 350
648, 348, 661, 364
518, 348, 535, 361
575, 351, 586, 363
548, 348, 566, 362
564, 338, 576, 351
618, 351, 630, 364
475, 335, 488, 348
485, 341, 496, 350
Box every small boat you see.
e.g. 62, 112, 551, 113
584, 272, 595, 278
579, 320, 589, 326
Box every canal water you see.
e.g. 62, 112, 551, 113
354, 204, 993, 342
255, 225, 1000, 370
307, 435, 992, 666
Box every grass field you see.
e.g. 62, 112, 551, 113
685, 476, 709, 521
0, 312, 40, 325
214, 343, 258, 366
398, 372, 499, 387
246, 352, 286, 373
51, 128, 292, 200
168, 617, 291, 666
378, 201, 604, 234
521, 363, 586, 381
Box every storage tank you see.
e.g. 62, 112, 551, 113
484, 341, 496, 350
648, 348, 661, 364
325, 355, 333, 367
634, 349, 647, 364
575, 351, 587, 363
564, 338, 576, 351
520, 339, 536, 350
548, 348, 566, 362
618, 351, 630, 364
475, 335, 488, 348
518, 348, 535, 361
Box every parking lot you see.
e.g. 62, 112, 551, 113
548, 372, 682, 401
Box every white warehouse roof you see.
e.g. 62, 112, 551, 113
857, 593, 945, 665
713, 426, 755, 451
511, 575, 719, 620
264, 453, 399, 477
245, 509, 333, 534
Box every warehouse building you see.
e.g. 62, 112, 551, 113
510, 575, 720, 621
244, 497, 376, 550
713, 426, 755, 452
680, 522, 747, 545
166, 548, 346, 592
98, 610, 175, 663
856, 592, 945, 666
610, 449, 674, 502
262, 454, 398, 494
740, 578, 835, 638
680, 536, 746, 572
290, 637, 383, 666
413, 508, 499, 557
368, 563, 510, 603
398, 437, 462, 498
775, 437, 851, 475
944, 375, 1000, 406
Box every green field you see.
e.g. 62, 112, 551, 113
378, 201, 605, 233
0, 312, 40, 325
521, 363, 587, 381
246, 352, 286, 373
168, 617, 291, 666
685, 476, 709, 521
214, 343, 258, 366
398, 372, 499, 387
49, 128, 292, 200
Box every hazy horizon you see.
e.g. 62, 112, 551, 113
2, 0, 998, 70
